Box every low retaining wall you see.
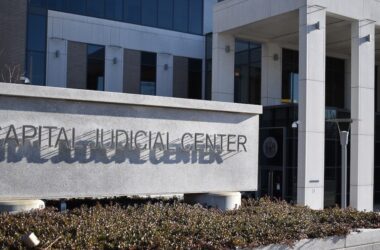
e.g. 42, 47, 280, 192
256, 229, 380, 250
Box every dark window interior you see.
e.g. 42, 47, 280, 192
234, 40, 261, 105
282, 49, 346, 109
87, 44, 105, 91
188, 58, 203, 99
140, 52, 157, 95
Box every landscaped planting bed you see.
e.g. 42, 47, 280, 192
1, 198, 380, 249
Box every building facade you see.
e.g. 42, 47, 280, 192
1, 0, 380, 211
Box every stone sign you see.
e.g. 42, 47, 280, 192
0, 83, 262, 199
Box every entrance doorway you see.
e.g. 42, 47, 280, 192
259, 127, 286, 200
260, 169, 283, 199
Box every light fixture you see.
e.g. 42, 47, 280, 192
313, 21, 320, 30
20, 76, 31, 84
112, 57, 118, 64
292, 121, 299, 129
164, 64, 169, 70
364, 34, 371, 43
273, 54, 279, 61
54, 50, 60, 58
225, 45, 231, 53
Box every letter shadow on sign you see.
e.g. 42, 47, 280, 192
0, 139, 49, 164
0, 140, 241, 165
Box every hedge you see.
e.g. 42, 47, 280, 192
1, 198, 380, 249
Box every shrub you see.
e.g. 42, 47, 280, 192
1, 198, 380, 249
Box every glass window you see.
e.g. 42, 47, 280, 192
124, 0, 141, 24
173, 0, 188, 33
158, 0, 173, 29
29, 0, 46, 8
65, 0, 86, 15
105, 0, 123, 20
140, 52, 157, 95
87, 45, 105, 91
188, 0, 203, 34
188, 58, 203, 99
86, 0, 105, 18
48, 0, 64, 10
141, 0, 157, 26
27, 14, 47, 52
234, 40, 261, 105
26, 51, 46, 85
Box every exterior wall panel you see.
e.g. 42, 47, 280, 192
67, 41, 87, 89
173, 56, 189, 98
123, 49, 141, 94
0, 0, 27, 83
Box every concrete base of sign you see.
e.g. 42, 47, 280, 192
184, 192, 241, 211
0, 200, 45, 213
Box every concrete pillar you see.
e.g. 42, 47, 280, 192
261, 43, 282, 106
297, 5, 326, 210
211, 32, 235, 102
46, 38, 67, 88
105, 46, 124, 93
350, 19, 376, 212
156, 53, 174, 97
184, 192, 241, 211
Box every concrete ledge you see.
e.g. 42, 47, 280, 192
255, 229, 380, 250
0, 82, 262, 115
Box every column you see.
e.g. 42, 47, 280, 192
156, 53, 174, 97
261, 43, 282, 106
105, 46, 124, 93
297, 5, 326, 210
350, 19, 375, 212
211, 32, 235, 102
46, 38, 67, 88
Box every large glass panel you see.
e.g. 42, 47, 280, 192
27, 14, 47, 52
26, 51, 46, 85
173, 0, 188, 32
290, 73, 299, 103
234, 40, 261, 105
141, 0, 158, 26
29, 0, 46, 8
140, 52, 157, 95
124, 0, 141, 24
188, 0, 203, 34
105, 0, 123, 20
158, 0, 173, 29
48, 0, 64, 10
87, 45, 105, 91
86, 0, 105, 18
65, 0, 86, 15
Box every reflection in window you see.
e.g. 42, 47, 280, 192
173, 0, 189, 32
26, 51, 46, 85
234, 40, 261, 105
87, 45, 105, 91
158, 0, 173, 29
29, 0, 203, 35
140, 52, 157, 95
105, 0, 124, 20
124, 0, 141, 24
141, 0, 158, 26
65, 0, 86, 15
27, 14, 46, 52
86, 0, 105, 18
189, 0, 203, 35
